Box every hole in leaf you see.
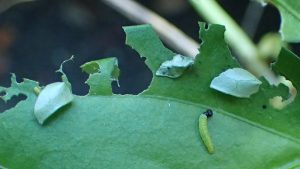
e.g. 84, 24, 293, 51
204, 23, 209, 30
111, 80, 120, 89
112, 50, 152, 95
0, 94, 27, 113
0, 91, 5, 97
262, 104, 267, 109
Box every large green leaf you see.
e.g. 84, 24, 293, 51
1, 96, 299, 168
269, 0, 300, 42
1, 23, 300, 168
125, 23, 298, 140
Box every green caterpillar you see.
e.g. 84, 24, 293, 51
199, 109, 214, 154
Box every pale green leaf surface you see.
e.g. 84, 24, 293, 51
34, 82, 73, 124
270, 0, 300, 42
1, 23, 300, 168
81, 57, 119, 95
210, 68, 262, 98
1, 96, 300, 168
156, 54, 194, 78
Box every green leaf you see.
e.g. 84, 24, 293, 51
81, 57, 119, 95
210, 68, 262, 98
0, 164, 8, 169
269, 0, 300, 42
273, 47, 300, 88
34, 82, 73, 124
125, 23, 299, 142
1, 96, 300, 168
0, 73, 38, 103
1, 23, 300, 168
156, 54, 194, 78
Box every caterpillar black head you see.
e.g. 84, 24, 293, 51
203, 109, 213, 118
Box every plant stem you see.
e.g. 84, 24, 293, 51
101, 0, 200, 57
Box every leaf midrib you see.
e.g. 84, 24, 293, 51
80, 94, 300, 145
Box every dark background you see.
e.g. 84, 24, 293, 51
0, 0, 292, 112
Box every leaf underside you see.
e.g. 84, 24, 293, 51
1, 23, 300, 168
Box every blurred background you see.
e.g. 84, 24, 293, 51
0, 0, 295, 112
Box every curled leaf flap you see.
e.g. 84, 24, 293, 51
34, 82, 73, 124
210, 68, 262, 98
156, 54, 194, 78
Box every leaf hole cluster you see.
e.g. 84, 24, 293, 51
0, 94, 27, 113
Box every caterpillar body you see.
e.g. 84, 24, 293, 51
199, 109, 214, 154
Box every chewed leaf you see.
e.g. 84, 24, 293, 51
0, 74, 39, 103
34, 82, 73, 124
270, 48, 299, 109
124, 23, 300, 141
81, 57, 119, 95
1, 23, 300, 168
156, 54, 194, 78
210, 68, 262, 98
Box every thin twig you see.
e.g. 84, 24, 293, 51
101, 0, 200, 57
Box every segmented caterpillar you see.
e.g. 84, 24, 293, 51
199, 109, 214, 154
